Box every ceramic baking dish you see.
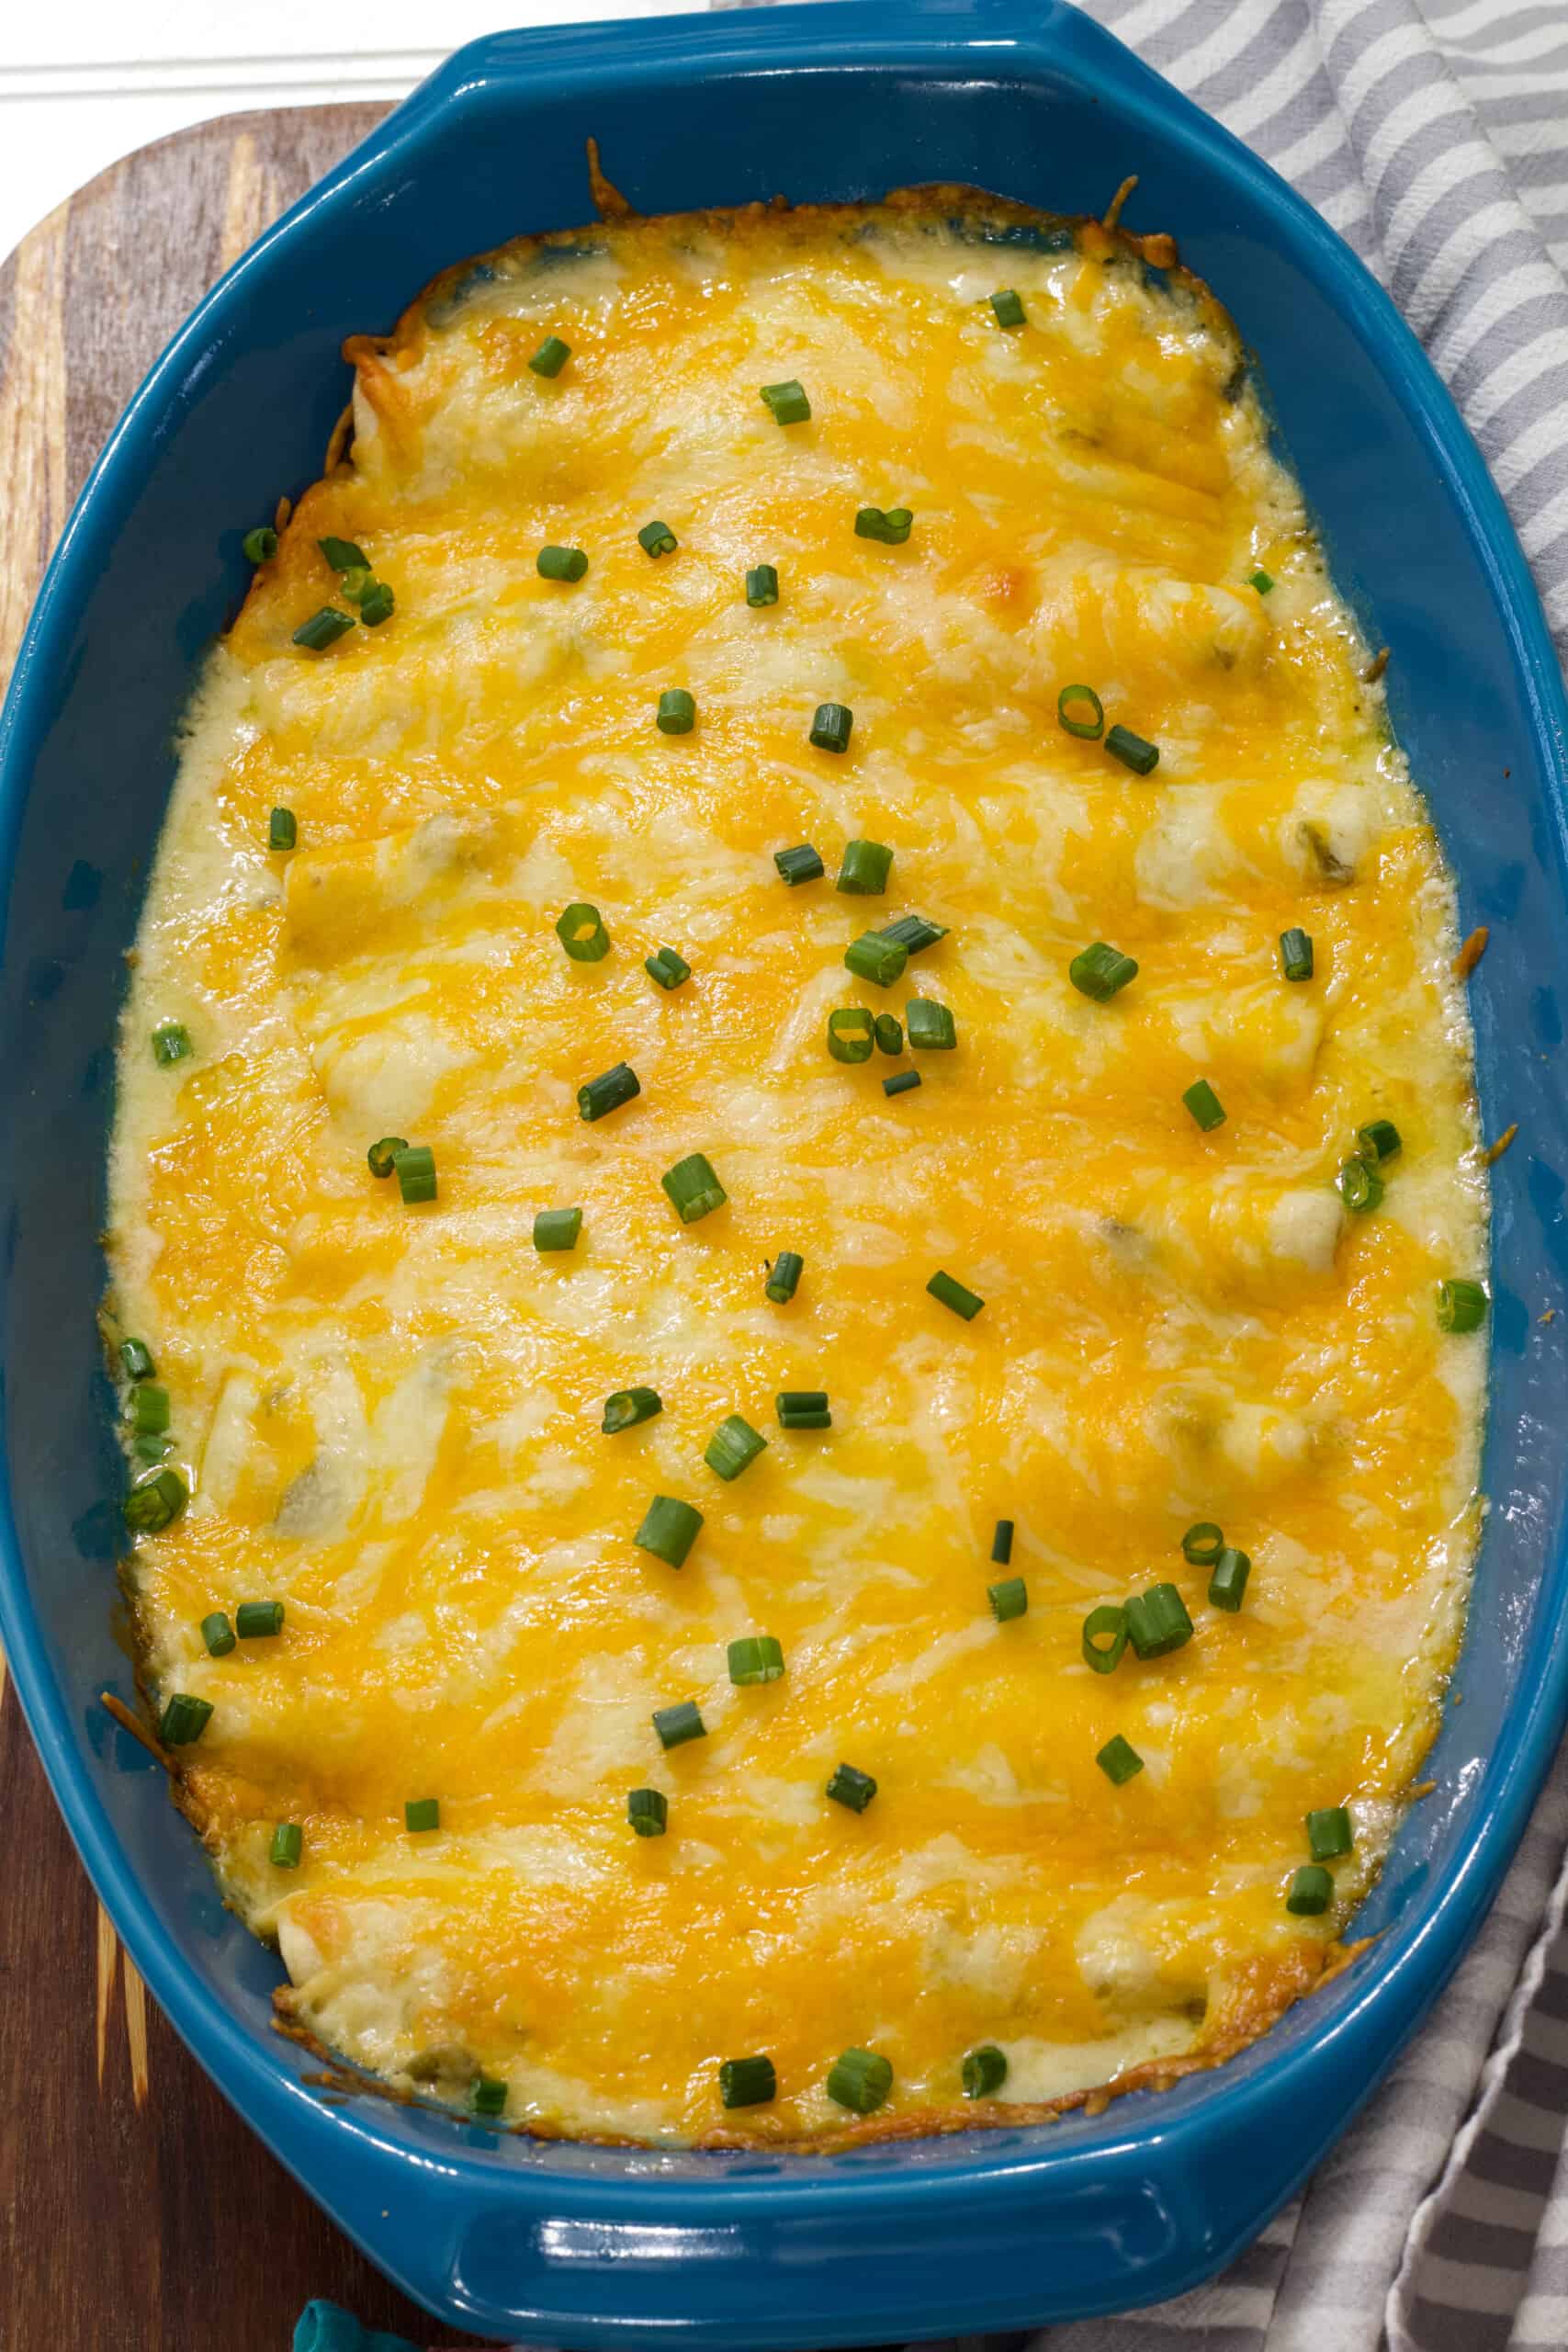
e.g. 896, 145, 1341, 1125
2, 0, 1566, 2339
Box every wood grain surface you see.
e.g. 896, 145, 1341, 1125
0, 106, 493, 2352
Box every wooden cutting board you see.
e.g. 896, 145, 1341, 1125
0, 107, 493, 2352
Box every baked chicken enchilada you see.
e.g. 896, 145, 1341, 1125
106, 184, 1489, 2147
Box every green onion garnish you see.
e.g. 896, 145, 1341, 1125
1209, 1547, 1251, 1611
964, 2043, 1009, 2097
1105, 724, 1160, 775
826, 1763, 877, 1813
638, 520, 678, 558
1123, 1582, 1193, 1658
991, 1520, 1014, 1565
578, 1062, 640, 1122
1307, 1806, 1353, 1860
874, 1012, 903, 1056
636, 1495, 704, 1566
318, 537, 367, 571
1249, 568, 1275, 594
728, 1634, 785, 1684
879, 914, 947, 955
653, 1701, 706, 1750
774, 844, 824, 885
705, 1415, 768, 1482
123, 1467, 187, 1533
827, 2048, 892, 2115
268, 808, 297, 852
537, 546, 588, 582
1279, 927, 1314, 981
761, 379, 810, 424
367, 1136, 408, 1179
746, 564, 779, 607
242, 526, 278, 564
908, 998, 956, 1050
201, 1611, 235, 1657
927, 1269, 983, 1320
159, 1693, 212, 1746
657, 689, 695, 735
1069, 944, 1137, 1002
470, 2077, 507, 2119
1286, 1864, 1332, 1916
393, 1144, 437, 1204
235, 1600, 284, 1639
603, 1387, 662, 1434
777, 1390, 831, 1429
1082, 1604, 1128, 1674
765, 1251, 803, 1305
529, 335, 570, 378
120, 1338, 155, 1383
837, 839, 894, 896
1437, 1278, 1488, 1333
1357, 1118, 1402, 1164
1181, 1522, 1224, 1566
990, 288, 1026, 329
988, 1576, 1027, 1622
270, 1823, 302, 1869
405, 1798, 440, 1832
131, 1432, 169, 1465
854, 506, 913, 545
719, 2054, 776, 2108
661, 1151, 727, 1222
130, 1384, 170, 1437
337, 565, 373, 605
1056, 684, 1105, 741
646, 945, 691, 989
533, 1207, 582, 1252
152, 1023, 192, 1066
809, 702, 852, 754
1337, 1157, 1382, 1213
556, 902, 611, 962
1097, 1734, 1144, 1785
1183, 1080, 1226, 1132
844, 933, 907, 987
828, 1007, 875, 1064
628, 1788, 668, 1837
292, 607, 355, 650
358, 581, 395, 628
883, 1069, 920, 1098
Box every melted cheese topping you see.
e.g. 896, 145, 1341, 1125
107, 194, 1487, 2146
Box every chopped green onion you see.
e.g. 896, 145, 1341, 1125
1286, 1864, 1333, 1917
578, 1062, 640, 1122
1279, 927, 1314, 981
242, 526, 278, 563
292, 606, 355, 650
826, 1763, 877, 1813
1307, 1806, 1353, 1860
130, 1384, 170, 1437
774, 844, 824, 885
990, 288, 1026, 329
765, 1251, 803, 1305
537, 545, 588, 582
1082, 1604, 1128, 1674
1337, 1156, 1383, 1212
879, 914, 947, 955
964, 2043, 1009, 2098
338, 566, 374, 606
657, 689, 695, 735
991, 1520, 1014, 1565
1181, 1522, 1224, 1566
1209, 1547, 1251, 1611
236, 1600, 284, 1639
604, 1387, 662, 1434
1123, 1582, 1193, 1659
837, 839, 894, 896
927, 1269, 983, 1320
827, 2048, 892, 2115
123, 1467, 187, 1533
1097, 1734, 1144, 1785
131, 1432, 170, 1466
318, 537, 367, 571
1069, 944, 1137, 1002
661, 1151, 727, 1222
646, 945, 691, 989
854, 506, 913, 545
883, 1069, 921, 1098
874, 1012, 903, 1056
988, 1576, 1027, 1622
1105, 724, 1159, 775
1057, 684, 1105, 741
1183, 1080, 1226, 1132
358, 581, 395, 628
761, 379, 810, 424
152, 1023, 192, 1066
728, 1634, 785, 1684
636, 1496, 705, 1567
393, 1144, 437, 1204
777, 1390, 831, 1429
719, 2054, 776, 2108
405, 1798, 440, 1832
844, 933, 907, 989
529, 335, 570, 378
1249, 567, 1275, 594
638, 520, 678, 558
119, 1338, 156, 1383
746, 564, 779, 607
1438, 1278, 1488, 1333
367, 1135, 407, 1179
628, 1787, 668, 1837
470, 2076, 507, 2119
828, 1007, 875, 1064
201, 1611, 235, 1657
809, 703, 852, 754
533, 1207, 582, 1252
556, 902, 611, 962
159, 1693, 212, 1746
1357, 1118, 1402, 1164
653, 1701, 706, 1750
908, 998, 956, 1050
268, 807, 297, 852
705, 1415, 768, 1482
270, 1823, 302, 1869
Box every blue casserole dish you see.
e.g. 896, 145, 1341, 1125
3, 0, 1567, 2338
